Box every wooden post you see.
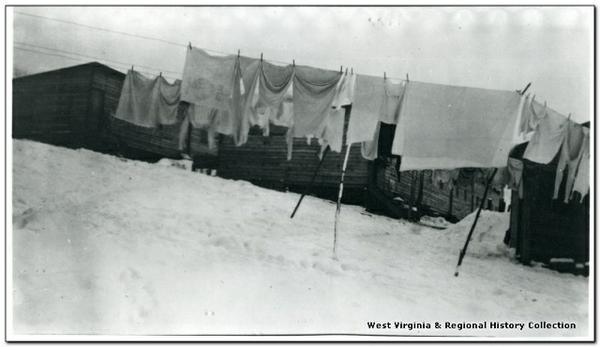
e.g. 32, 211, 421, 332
470, 174, 475, 212
407, 171, 417, 219
417, 171, 425, 208
448, 186, 454, 218
454, 168, 498, 277
290, 147, 330, 218
333, 144, 352, 258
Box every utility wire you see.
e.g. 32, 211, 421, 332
14, 41, 183, 75
14, 46, 181, 79
14, 10, 409, 81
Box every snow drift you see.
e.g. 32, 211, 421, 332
10, 139, 589, 338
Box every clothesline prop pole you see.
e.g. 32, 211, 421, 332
290, 147, 330, 219
333, 143, 352, 259
519, 82, 532, 95
454, 167, 498, 277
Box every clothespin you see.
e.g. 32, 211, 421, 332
384, 72, 387, 80
188, 42, 192, 50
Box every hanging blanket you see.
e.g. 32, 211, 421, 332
391, 81, 523, 171
115, 70, 181, 128
292, 65, 342, 137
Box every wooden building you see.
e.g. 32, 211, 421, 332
217, 106, 369, 203
12, 62, 124, 153
12, 62, 502, 222
507, 134, 589, 273
110, 103, 217, 164
364, 123, 503, 221
13, 62, 216, 164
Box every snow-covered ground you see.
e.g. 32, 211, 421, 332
10, 139, 590, 339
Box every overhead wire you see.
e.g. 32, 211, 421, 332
14, 41, 182, 76
13, 46, 181, 80
14, 10, 409, 81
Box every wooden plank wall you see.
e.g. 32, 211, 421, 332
12, 66, 94, 148
217, 107, 369, 201
374, 156, 503, 220
110, 110, 217, 161
516, 159, 589, 264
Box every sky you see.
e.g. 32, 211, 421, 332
10, 6, 593, 122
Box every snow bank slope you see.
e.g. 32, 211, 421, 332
11, 140, 589, 337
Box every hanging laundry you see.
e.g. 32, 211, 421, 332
553, 120, 586, 202
571, 128, 590, 202
256, 61, 294, 122
379, 79, 407, 124
178, 112, 191, 153
332, 72, 356, 110
431, 169, 459, 189
181, 47, 240, 111
115, 70, 181, 128
238, 57, 262, 143
318, 108, 345, 154
186, 103, 218, 129
522, 99, 569, 164
391, 80, 523, 171
346, 74, 384, 146
361, 121, 381, 160
291, 65, 342, 137
506, 158, 524, 198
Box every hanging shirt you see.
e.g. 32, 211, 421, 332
571, 128, 590, 202
391, 80, 523, 171
346, 74, 384, 146
292, 65, 342, 137
181, 47, 239, 111
379, 79, 406, 124
332, 72, 356, 110
239, 57, 262, 144
553, 120, 586, 202
522, 100, 569, 164
361, 121, 381, 161
115, 70, 181, 128
318, 108, 345, 154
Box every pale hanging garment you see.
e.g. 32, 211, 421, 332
361, 122, 381, 161
239, 57, 262, 143
379, 79, 407, 124
256, 61, 294, 124
181, 47, 239, 111
391, 81, 523, 171
318, 108, 346, 155
115, 70, 181, 128
292, 65, 342, 137
571, 128, 590, 202
332, 72, 356, 110
553, 119, 586, 202
346, 74, 384, 145
522, 99, 569, 164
